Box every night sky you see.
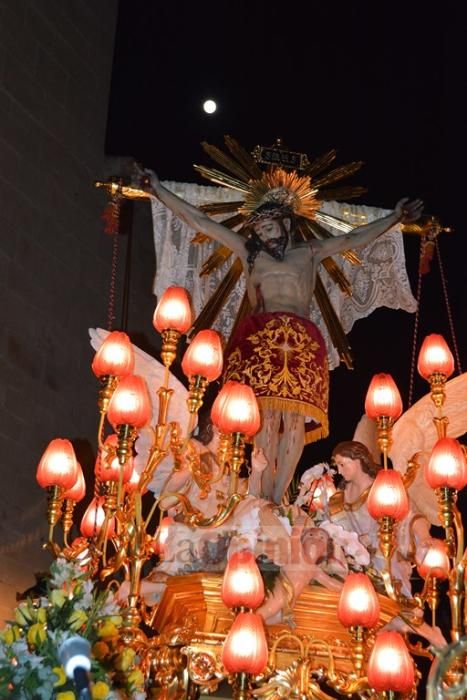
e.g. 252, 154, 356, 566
105, 1, 465, 469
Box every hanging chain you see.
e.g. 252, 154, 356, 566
408, 238, 425, 407
435, 238, 463, 374
107, 230, 119, 331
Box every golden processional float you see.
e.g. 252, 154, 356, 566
34, 138, 465, 699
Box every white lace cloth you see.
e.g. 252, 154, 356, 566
151, 182, 416, 369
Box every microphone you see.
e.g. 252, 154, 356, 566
58, 636, 92, 699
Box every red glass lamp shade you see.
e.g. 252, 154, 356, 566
153, 516, 174, 556
221, 550, 265, 609
221, 612, 268, 675
425, 437, 467, 490
92, 331, 135, 378
107, 375, 152, 428
417, 334, 455, 380
367, 631, 415, 693
36, 439, 79, 490
367, 470, 409, 521
417, 540, 450, 580
213, 381, 261, 437
181, 330, 223, 382
337, 573, 380, 628
80, 497, 115, 538
125, 466, 141, 493
153, 286, 192, 334
95, 435, 133, 483
365, 373, 403, 420
62, 463, 86, 502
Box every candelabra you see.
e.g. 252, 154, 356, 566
34, 289, 466, 699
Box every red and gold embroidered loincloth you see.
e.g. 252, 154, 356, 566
224, 312, 329, 444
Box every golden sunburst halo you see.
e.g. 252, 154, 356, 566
239, 168, 321, 221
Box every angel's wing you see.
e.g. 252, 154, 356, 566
391, 373, 467, 472
89, 328, 193, 497
89, 328, 192, 434
353, 373, 467, 525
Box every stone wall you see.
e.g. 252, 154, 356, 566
0, 1, 156, 621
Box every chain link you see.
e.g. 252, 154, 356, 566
408, 238, 425, 407
436, 238, 463, 375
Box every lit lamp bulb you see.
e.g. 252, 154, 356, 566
92, 331, 135, 413
425, 437, 467, 535
367, 631, 415, 693
364, 373, 402, 464
222, 550, 265, 610
222, 611, 268, 698
182, 330, 223, 419
107, 375, 152, 466
417, 539, 450, 627
417, 334, 454, 410
367, 470, 409, 560
80, 497, 115, 539
214, 381, 261, 494
36, 439, 79, 543
153, 516, 174, 557
153, 286, 192, 372
337, 572, 380, 675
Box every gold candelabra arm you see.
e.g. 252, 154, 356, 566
402, 454, 422, 489
428, 373, 448, 411
160, 330, 181, 376
43, 485, 64, 555
375, 416, 394, 466
62, 498, 75, 548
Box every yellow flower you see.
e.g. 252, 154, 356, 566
36, 607, 47, 624
68, 609, 88, 631
115, 647, 136, 671
1, 625, 21, 644
97, 620, 118, 639
127, 668, 145, 689
53, 666, 67, 687
26, 622, 46, 646
15, 602, 33, 626
108, 615, 123, 626
50, 589, 66, 608
91, 681, 110, 699
56, 692, 76, 700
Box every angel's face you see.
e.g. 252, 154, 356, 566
334, 454, 362, 482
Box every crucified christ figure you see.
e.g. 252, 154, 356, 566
143, 167, 422, 504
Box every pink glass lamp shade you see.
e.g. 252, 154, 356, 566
364, 373, 403, 420
417, 334, 454, 380
95, 434, 133, 483
92, 331, 134, 378
36, 438, 79, 490
221, 612, 268, 675
367, 631, 415, 693
80, 497, 115, 538
153, 286, 192, 334
367, 470, 409, 521
107, 375, 152, 429
417, 539, 450, 580
337, 572, 380, 628
221, 550, 265, 610
425, 437, 467, 490
213, 381, 261, 437
181, 330, 223, 382
62, 463, 86, 502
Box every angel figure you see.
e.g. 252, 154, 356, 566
142, 163, 423, 506
328, 440, 449, 648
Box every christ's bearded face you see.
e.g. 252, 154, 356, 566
253, 217, 291, 261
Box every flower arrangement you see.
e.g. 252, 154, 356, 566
0, 559, 147, 699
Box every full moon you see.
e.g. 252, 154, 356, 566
203, 99, 217, 114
